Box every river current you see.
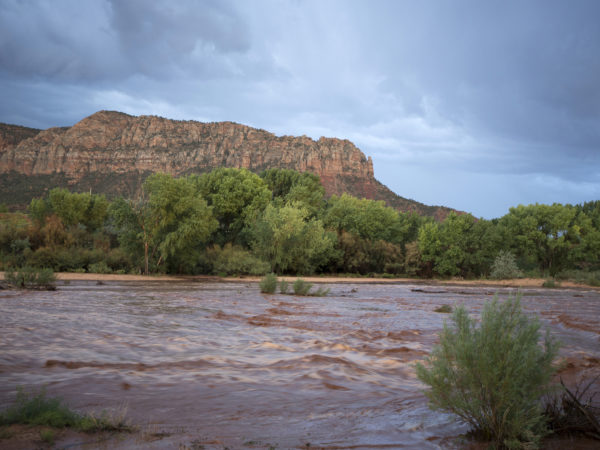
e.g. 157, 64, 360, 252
1, 281, 599, 449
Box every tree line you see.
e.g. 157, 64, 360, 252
1, 168, 599, 281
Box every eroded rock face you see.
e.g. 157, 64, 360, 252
0, 111, 454, 217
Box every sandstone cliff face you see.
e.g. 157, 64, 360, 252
0, 111, 454, 218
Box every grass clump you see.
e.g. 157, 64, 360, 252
259, 273, 278, 294
542, 278, 560, 288
279, 279, 289, 294
416, 294, 560, 449
39, 428, 55, 444
0, 388, 132, 433
434, 304, 452, 313
293, 278, 313, 295
490, 250, 523, 280
4, 267, 56, 290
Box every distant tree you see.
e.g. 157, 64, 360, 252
110, 174, 217, 274
194, 168, 271, 245
418, 212, 480, 277
251, 204, 335, 274
47, 188, 108, 231
500, 203, 581, 276
261, 168, 326, 217
324, 193, 404, 243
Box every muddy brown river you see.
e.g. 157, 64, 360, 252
1, 281, 599, 449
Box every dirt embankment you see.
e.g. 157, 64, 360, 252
1, 272, 598, 290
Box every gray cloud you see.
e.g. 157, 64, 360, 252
0, 0, 599, 218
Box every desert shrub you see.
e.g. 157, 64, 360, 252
542, 279, 559, 288
0, 387, 132, 432
490, 250, 523, 280
207, 244, 270, 276
416, 294, 559, 449
26, 246, 59, 270
88, 261, 112, 274
4, 267, 56, 290
293, 278, 313, 295
310, 285, 330, 296
0, 387, 79, 428
105, 248, 133, 272
555, 269, 600, 287
279, 279, 289, 294
259, 273, 278, 294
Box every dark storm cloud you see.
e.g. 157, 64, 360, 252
0, 0, 251, 82
0, 0, 599, 217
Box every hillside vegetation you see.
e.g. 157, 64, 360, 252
1, 168, 599, 282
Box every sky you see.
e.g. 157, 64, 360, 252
1, 0, 599, 219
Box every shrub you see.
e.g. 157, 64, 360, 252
416, 294, 559, 449
40, 429, 55, 444
206, 244, 270, 276
259, 273, 278, 294
279, 279, 289, 294
0, 387, 80, 428
4, 267, 56, 290
88, 261, 112, 274
0, 387, 132, 432
434, 304, 452, 313
542, 279, 559, 288
490, 250, 522, 280
293, 278, 313, 295
310, 285, 330, 297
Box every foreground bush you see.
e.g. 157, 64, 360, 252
4, 267, 56, 290
0, 388, 131, 432
416, 294, 559, 449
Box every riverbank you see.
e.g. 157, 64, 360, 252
1, 271, 598, 290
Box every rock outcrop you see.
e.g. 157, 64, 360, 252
0, 111, 454, 218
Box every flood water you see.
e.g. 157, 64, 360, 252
1, 281, 599, 449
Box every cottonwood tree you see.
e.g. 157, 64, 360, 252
110, 174, 217, 275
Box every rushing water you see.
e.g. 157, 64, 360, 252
1, 281, 599, 449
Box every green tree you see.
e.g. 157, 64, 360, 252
500, 203, 581, 276
324, 193, 405, 243
47, 188, 108, 232
251, 204, 335, 274
110, 174, 217, 274
418, 213, 483, 277
261, 168, 326, 217
194, 168, 271, 245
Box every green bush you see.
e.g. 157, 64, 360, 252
310, 285, 330, 297
293, 278, 313, 295
416, 294, 559, 449
4, 267, 56, 290
279, 279, 289, 294
490, 250, 522, 280
0, 387, 132, 433
259, 273, 278, 294
542, 279, 559, 288
26, 246, 59, 270
206, 244, 270, 276
0, 387, 80, 428
88, 261, 112, 274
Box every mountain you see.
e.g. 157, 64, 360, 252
0, 111, 455, 219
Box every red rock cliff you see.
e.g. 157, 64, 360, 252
0, 111, 455, 218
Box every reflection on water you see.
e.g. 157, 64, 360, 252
1, 282, 599, 449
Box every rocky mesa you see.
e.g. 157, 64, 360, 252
0, 111, 454, 218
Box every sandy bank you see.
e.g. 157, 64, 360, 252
1, 272, 597, 290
